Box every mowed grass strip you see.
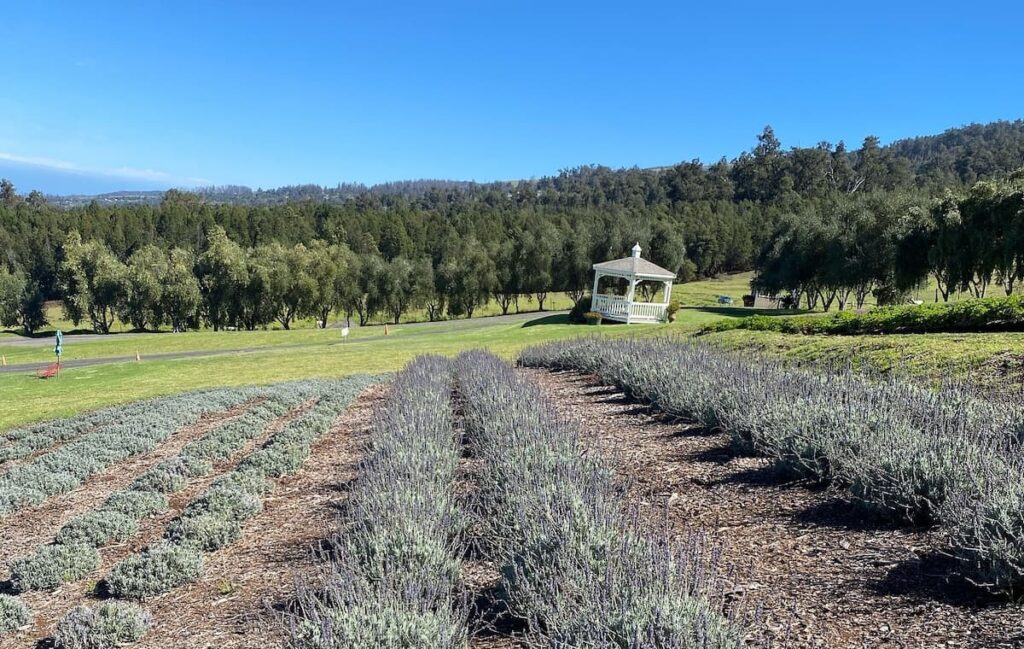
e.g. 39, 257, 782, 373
0, 312, 729, 430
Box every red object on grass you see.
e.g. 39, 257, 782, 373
37, 362, 60, 379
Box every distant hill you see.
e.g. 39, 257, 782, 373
34, 119, 1024, 207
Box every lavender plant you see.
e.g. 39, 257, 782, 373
8, 543, 101, 592
109, 376, 378, 599
519, 337, 1024, 593
455, 351, 742, 648
54, 602, 152, 649
285, 357, 468, 648
0, 387, 260, 517
105, 541, 204, 599
0, 594, 31, 635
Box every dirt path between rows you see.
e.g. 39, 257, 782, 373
526, 369, 1024, 649
5, 397, 321, 647
0, 400, 258, 572
128, 383, 384, 649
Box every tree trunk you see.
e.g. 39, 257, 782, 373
536, 292, 547, 311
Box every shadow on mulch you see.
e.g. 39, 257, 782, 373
686, 442, 737, 464
872, 550, 1010, 609
793, 498, 909, 532
712, 464, 796, 488
0, 580, 15, 596
34, 639, 55, 649
327, 476, 358, 493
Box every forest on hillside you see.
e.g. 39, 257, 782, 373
1, 120, 1023, 334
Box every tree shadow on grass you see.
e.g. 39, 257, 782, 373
520, 314, 571, 327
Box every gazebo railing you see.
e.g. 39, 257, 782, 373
629, 302, 666, 321
592, 295, 666, 322
592, 294, 629, 318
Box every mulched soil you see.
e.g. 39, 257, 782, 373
127, 383, 384, 649
0, 400, 258, 571
525, 368, 1024, 649
3, 397, 324, 648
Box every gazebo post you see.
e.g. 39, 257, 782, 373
625, 277, 637, 324
591, 271, 602, 303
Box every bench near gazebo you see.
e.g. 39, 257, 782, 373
591, 243, 675, 323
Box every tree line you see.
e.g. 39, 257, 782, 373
753, 173, 1024, 309
2, 120, 1024, 333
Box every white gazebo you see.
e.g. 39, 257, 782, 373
591, 243, 675, 324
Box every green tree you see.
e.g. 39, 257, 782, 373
162, 249, 202, 331
0, 267, 47, 334
195, 226, 247, 330
58, 233, 126, 334
120, 245, 167, 330
440, 238, 496, 318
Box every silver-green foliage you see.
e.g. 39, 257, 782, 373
0, 594, 31, 634
458, 351, 742, 648
286, 358, 467, 648
110, 376, 379, 599
0, 387, 257, 516
8, 543, 101, 592
106, 542, 203, 599
55, 602, 151, 649
56, 511, 139, 547
519, 337, 1024, 595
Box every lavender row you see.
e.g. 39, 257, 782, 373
519, 337, 1024, 595
285, 357, 467, 648
0, 387, 268, 518
105, 375, 377, 600
5, 382, 317, 594
456, 351, 742, 648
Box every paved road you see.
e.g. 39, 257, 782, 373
0, 310, 569, 374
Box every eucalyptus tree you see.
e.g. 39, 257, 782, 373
58, 232, 127, 334
0, 266, 47, 334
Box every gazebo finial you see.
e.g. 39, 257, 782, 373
631, 242, 642, 258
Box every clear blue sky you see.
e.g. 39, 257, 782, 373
1, 1, 1022, 194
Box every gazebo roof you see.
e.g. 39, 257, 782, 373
592, 244, 675, 280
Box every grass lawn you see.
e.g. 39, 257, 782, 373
704, 328, 1024, 390
0, 306, 739, 429
9, 270, 1020, 431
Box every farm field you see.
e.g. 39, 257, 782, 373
5, 344, 1024, 647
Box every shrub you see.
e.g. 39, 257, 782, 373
456, 351, 741, 646
102, 489, 169, 519
166, 513, 242, 551
9, 544, 101, 592
285, 358, 467, 646
106, 542, 203, 599
0, 595, 31, 634
55, 602, 151, 649
568, 295, 592, 324
519, 337, 1024, 593
700, 294, 1024, 336
666, 297, 681, 321
56, 511, 138, 547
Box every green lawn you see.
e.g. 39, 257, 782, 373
10, 270, 1019, 432
0, 306, 741, 430
704, 328, 1024, 390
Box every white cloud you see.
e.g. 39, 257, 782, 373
0, 152, 210, 187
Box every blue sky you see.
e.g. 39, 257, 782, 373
1, 1, 1022, 194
